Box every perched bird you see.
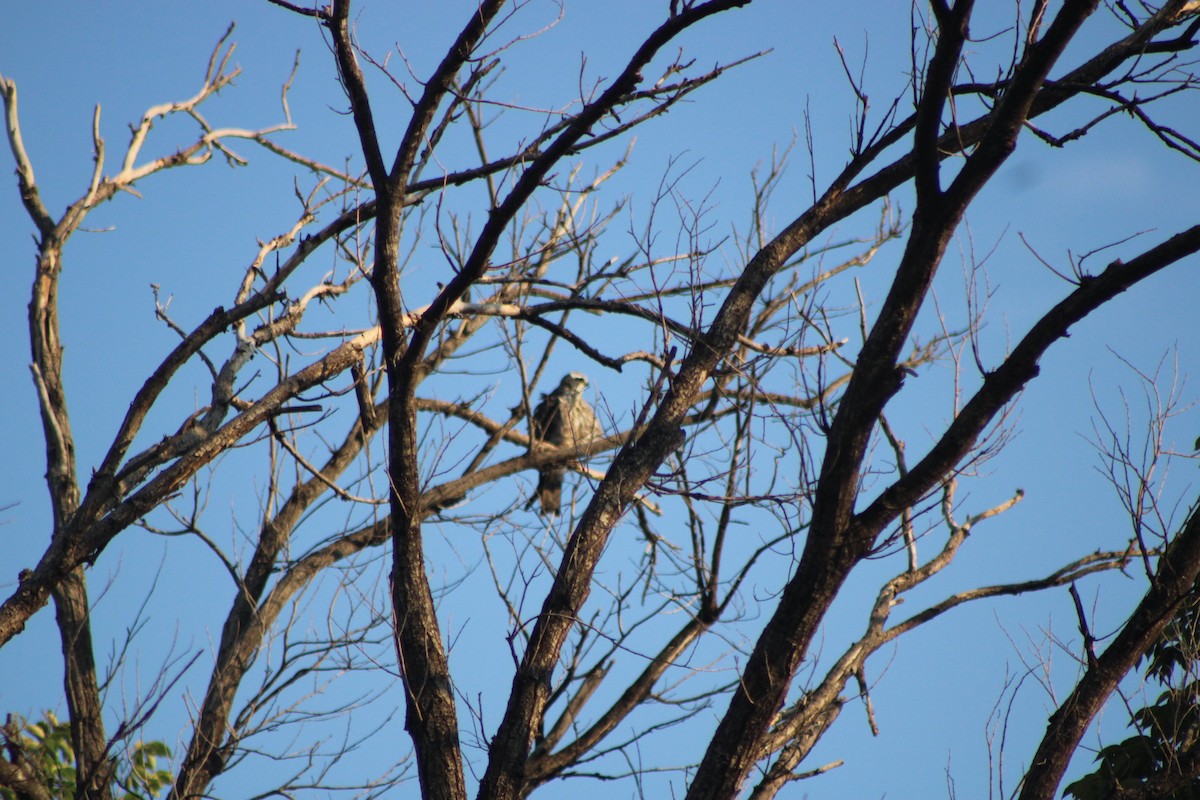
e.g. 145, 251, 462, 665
529, 372, 601, 515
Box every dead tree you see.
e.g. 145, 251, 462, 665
2, 2, 1200, 799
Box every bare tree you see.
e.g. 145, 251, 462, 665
2, 2, 1200, 799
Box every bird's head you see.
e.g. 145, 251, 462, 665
560, 372, 589, 394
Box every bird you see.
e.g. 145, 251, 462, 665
529, 372, 602, 515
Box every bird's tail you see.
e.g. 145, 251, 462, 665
531, 466, 565, 515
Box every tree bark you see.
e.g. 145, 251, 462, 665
1018, 501, 1200, 800
52, 570, 111, 800
685, 2, 1111, 796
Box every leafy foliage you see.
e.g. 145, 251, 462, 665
1066, 590, 1200, 800
0, 712, 173, 800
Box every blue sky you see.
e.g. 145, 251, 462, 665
2, 2, 1200, 798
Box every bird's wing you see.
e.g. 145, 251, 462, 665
531, 392, 565, 447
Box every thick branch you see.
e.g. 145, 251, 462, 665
684, 4, 1136, 797
476, 4, 756, 798
171, 410, 383, 798
342, 0, 510, 797
1018, 500, 1200, 800
52, 570, 111, 800
859, 224, 1200, 534
0, 330, 377, 648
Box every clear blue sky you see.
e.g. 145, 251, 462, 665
2, 2, 1199, 798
